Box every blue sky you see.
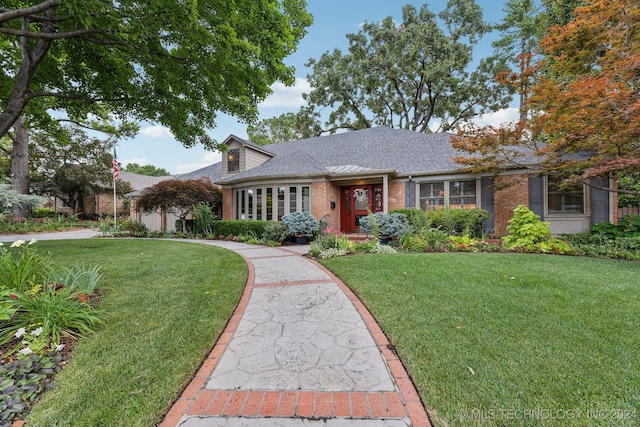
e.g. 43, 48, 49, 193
119, 0, 527, 175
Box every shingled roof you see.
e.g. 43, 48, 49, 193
178, 162, 222, 183
118, 171, 173, 191
217, 127, 463, 184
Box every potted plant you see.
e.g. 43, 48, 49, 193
281, 212, 319, 244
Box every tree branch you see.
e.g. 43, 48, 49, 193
26, 92, 126, 103
581, 179, 640, 198
0, 0, 60, 24
0, 26, 105, 39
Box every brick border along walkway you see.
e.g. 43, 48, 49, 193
160, 248, 431, 426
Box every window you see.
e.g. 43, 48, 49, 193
227, 148, 240, 173
302, 186, 310, 212
419, 180, 477, 210
547, 176, 585, 214
449, 180, 477, 209
256, 188, 263, 220
277, 187, 285, 220
289, 187, 297, 213
420, 182, 445, 209
266, 188, 273, 220
233, 184, 311, 220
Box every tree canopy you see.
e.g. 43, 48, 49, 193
0, 0, 313, 149
249, 0, 510, 141
246, 111, 322, 145
30, 126, 132, 213
454, 0, 640, 197
124, 163, 171, 177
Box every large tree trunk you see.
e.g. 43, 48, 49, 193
0, 11, 54, 140
11, 115, 31, 217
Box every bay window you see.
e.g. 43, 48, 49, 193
233, 184, 311, 220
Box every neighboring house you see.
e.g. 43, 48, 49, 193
214, 127, 615, 236
127, 164, 222, 233
51, 171, 173, 219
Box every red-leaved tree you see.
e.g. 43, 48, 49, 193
453, 0, 640, 197
135, 178, 222, 233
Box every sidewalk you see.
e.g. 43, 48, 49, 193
160, 241, 431, 427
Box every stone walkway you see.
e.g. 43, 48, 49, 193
0, 231, 431, 426
160, 241, 431, 427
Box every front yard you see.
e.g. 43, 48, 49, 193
320, 252, 639, 427
20, 239, 247, 426
3, 239, 638, 426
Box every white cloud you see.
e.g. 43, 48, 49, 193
472, 108, 520, 127
140, 125, 174, 138
427, 108, 520, 132
174, 152, 222, 174
259, 78, 310, 108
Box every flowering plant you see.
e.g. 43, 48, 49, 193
0, 238, 49, 293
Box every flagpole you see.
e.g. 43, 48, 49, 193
112, 148, 119, 232
113, 173, 117, 232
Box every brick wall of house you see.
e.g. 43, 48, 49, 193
493, 174, 529, 235
311, 180, 340, 230
388, 181, 406, 211
221, 188, 233, 220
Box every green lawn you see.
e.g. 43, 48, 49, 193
24, 239, 247, 427
320, 253, 640, 427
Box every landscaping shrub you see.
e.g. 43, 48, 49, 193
0, 239, 50, 293
174, 219, 194, 234
0, 240, 104, 347
0, 285, 104, 346
503, 205, 552, 250
193, 203, 217, 235
121, 219, 149, 237
563, 233, 640, 260
31, 207, 55, 218
0, 240, 106, 425
391, 209, 431, 230
352, 240, 378, 253
261, 221, 290, 244
211, 220, 270, 238
590, 214, 640, 238
359, 212, 411, 239
315, 227, 352, 251
398, 227, 449, 252
281, 212, 319, 236
0, 214, 91, 234
427, 208, 489, 237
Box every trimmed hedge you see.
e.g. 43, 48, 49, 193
212, 220, 271, 237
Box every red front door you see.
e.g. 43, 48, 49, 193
340, 185, 384, 233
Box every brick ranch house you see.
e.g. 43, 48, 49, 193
136, 127, 616, 235
51, 170, 172, 219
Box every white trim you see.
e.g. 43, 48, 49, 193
233, 183, 312, 220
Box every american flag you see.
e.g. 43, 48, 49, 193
112, 149, 119, 180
